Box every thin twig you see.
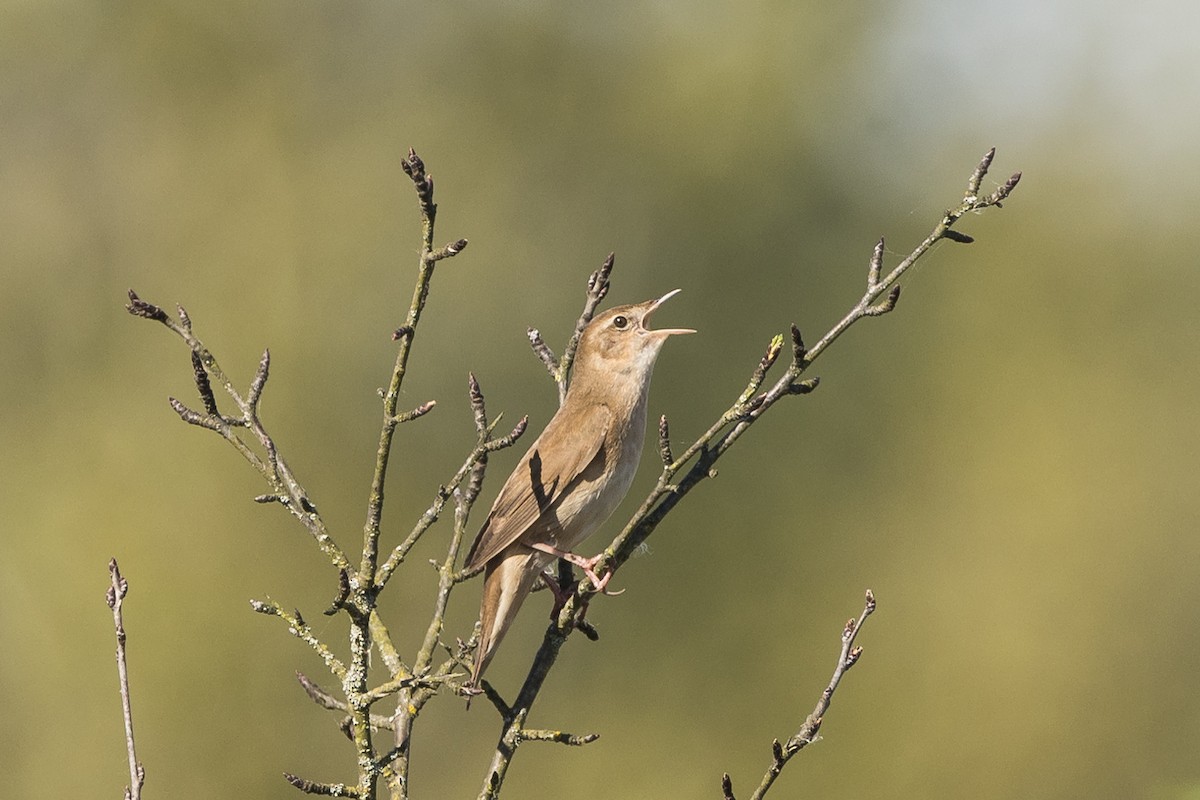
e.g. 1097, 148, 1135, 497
736, 590, 877, 799
130, 151, 480, 800
125, 291, 352, 574
375, 405, 526, 591
283, 772, 364, 797
482, 151, 1020, 795
538, 252, 613, 404
106, 559, 145, 800
518, 728, 600, 746
362, 148, 467, 587
296, 672, 396, 729
250, 599, 348, 680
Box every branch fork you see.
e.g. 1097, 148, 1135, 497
127, 148, 1018, 800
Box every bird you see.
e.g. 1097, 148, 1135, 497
463, 289, 694, 696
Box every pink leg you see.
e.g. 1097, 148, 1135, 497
530, 543, 624, 595
538, 570, 573, 616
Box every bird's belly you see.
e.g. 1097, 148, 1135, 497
548, 440, 640, 553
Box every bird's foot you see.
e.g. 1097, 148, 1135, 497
531, 543, 623, 596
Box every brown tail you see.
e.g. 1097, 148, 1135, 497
466, 550, 540, 705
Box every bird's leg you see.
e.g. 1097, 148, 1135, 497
539, 569, 573, 617
530, 543, 623, 595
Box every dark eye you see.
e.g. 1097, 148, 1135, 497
612, 315, 629, 330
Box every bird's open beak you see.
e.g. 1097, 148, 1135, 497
644, 289, 696, 336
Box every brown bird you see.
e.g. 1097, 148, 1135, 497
463, 290, 694, 694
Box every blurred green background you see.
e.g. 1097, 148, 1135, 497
3, 0, 1198, 797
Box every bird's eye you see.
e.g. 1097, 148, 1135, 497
612, 315, 629, 330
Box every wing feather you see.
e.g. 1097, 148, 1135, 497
464, 402, 611, 571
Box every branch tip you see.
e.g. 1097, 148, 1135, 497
868, 237, 885, 287
658, 414, 674, 467
864, 284, 901, 316
788, 376, 820, 395
168, 396, 223, 431
989, 171, 1022, 205
248, 348, 271, 407
518, 728, 601, 746
528, 327, 559, 375
250, 599, 277, 615
323, 569, 352, 616
468, 371, 489, 431
430, 238, 469, 261
487, 415, 529, 451
790, 323, 807, 364
588, 252, 615, 301
722, 773, 736, 800
967, 147, 997, 196
761, 333, 784, 373
395, 399, 437, 423
576, 617, 600, 641
402, 148, 435, 213
125, 289, 168, 322
190, 351, 219, 415
846, 645, 864, 668
943, 229, 975, 244
401, 148, 424, 179
107, 558, 128, 605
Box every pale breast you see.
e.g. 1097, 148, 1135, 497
547, 399, 647, 553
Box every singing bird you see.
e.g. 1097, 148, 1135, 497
464, 290, 694, 694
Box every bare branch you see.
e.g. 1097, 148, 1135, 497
429, 238, 469, 262
737, 334, 784, 409
486, 416, 529, 452
483, 151, 1019, 795
789, 324, 807, 366
658, 414, 674, 467
168, 397, 225, 432
283, 772, 363, 797
191, 351, 219, 415
740, 590, 878, 799
863, 285, 902, 317
527, 328, 559, 378
966, 146, 996, 197
393, 400, 437, 424
942, 229, 975, 244
866, 238, 885, 289
468, 372, 489, 432
295, 672, 396, 730
251, 599, 347, 680
247, 348, 270, 412
375, 376, 526, 590
518, 728, 600, 746
544, 252, 614, 404
363, 148, 467, 599
987, 171, 1022, 206
130, 293, 352, 573
106, 559, 144, 800
176, 304, 193, 331
125, 289, 168, 323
